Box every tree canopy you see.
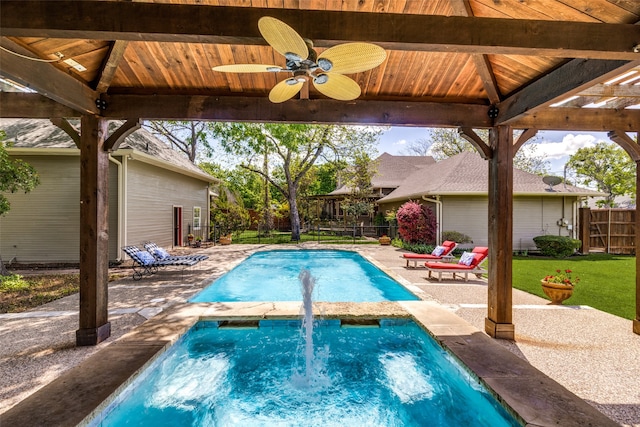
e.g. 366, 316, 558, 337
211, 123, 382, 240
566, 142, 636, 207
144, 120, 217, 163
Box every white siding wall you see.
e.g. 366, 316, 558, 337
124, 160, 209, 249
0, 155, 118, 263
441, 195, 577, 250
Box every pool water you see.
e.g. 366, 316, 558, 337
93, 320, 520, 426
190, 250, 419, 302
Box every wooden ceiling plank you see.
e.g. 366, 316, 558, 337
103, 94, 493, 127
2, 2, 639, 60
496, 59, 639, 124
0, 92, 79, 118
94, 40, 129, 93
0, 37, 99, 115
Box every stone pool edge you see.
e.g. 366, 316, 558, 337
1, 300, 617, 427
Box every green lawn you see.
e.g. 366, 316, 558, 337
232, 230, 378, 245
512, 253, 636, 320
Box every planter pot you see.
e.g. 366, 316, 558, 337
540, 280, 574, 305
379, 236, 391, 245
219, 235, 232, 245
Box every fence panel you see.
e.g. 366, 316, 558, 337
588, 209, 635, 255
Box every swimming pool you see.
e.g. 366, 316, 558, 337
190, 250, 419, 302
92, 319, 520, 426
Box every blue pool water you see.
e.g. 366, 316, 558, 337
190, 250, 419, 302
94, 320, 520, 426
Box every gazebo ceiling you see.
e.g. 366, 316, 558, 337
1, 0, 639, 131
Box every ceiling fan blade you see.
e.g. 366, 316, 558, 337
212, 64, 282, 73
312, 73, 361, 101
317, 43, 387, 74
258, 17, 309, 61
269, 78, 304, 103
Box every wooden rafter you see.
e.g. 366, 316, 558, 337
513, 128, 538, 154
50, 118, 80, 148
93, 41, 129, 93
449, 0, 501, 104
0, 37, 99, 114
608, 130, 640, 161
2, 2, 639, 60
496, 59, 639, 124
458, 127, 492, 159
514, 108, 640, 131
104, 119, 141, 152
0, 93, 78, 118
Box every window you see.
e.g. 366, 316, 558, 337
193, 206, 201, 230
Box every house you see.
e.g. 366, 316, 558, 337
377, 151, 604, 251
0, 119, 217, 264
319, 152, 435, 222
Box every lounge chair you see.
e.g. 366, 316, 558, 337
424, 246, 488, 281
122, 245, 201, 281
143, 242, 209, 262
401, 240, 457, 268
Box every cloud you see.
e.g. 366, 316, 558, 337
536, 134, 601, 159
394, 139, 407, 146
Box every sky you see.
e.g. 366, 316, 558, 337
377, 127, 611, 177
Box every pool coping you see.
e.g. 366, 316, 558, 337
1, 300, 617, 427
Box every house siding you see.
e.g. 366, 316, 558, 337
124, 159, 209, 250
380, 195, 579, 250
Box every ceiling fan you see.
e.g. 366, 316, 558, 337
212, 17, 387, 103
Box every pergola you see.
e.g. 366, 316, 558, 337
1, 0, 639, 345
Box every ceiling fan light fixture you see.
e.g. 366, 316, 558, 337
313, 74, 329, 85
318, 58, 333, 72
285, 52, 302, 62
266, 66, 282, 72
285, 78, 300, 86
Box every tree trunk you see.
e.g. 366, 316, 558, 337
289, 194, 301, 241
262, 152, 273, 235
0, 254, 11, 276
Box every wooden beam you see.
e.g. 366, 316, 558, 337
76, 115, 111, 346
93, 40, 129, 93
104, 119, 141, 152
636, 161, 640, 335
0, 38, 99, 115
497, 59, 638, 125
485, 125, 514, 340
49, 118, 80, 148
450, 0, 501, 103
458, 127, 492, 159
2, 2, 639, 60
513, 108, 640, 131
580, 83, 640, 98
104, 95, 493, 127
608, 130, 640, 162
513, 128, 538, 154
0, 92, 79, 118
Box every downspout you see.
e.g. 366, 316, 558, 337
109, 154, 124, 262
422, 195, 442, 244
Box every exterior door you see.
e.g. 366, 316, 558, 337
173, 206, 182, 247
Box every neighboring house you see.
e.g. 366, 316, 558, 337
319, 152, 435, 222
377, 151, 604, 251
0, 119, 217, 264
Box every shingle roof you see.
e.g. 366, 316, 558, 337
378, 151, 603, 203
328, 152, 435, 195
0, 118, 210, 179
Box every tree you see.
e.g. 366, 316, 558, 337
211, 123, 381, 241
402, 128, 549, 175
339, 151, 377, 225
566, 142, 636, 207
0, 130, 40, 275
144, 120, 217, 163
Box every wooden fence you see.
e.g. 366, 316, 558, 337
579, 208, 636, 255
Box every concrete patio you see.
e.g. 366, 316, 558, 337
0, 244, 638, 426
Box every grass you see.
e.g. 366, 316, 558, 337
513, 253, 635, 320
233, 229, 379, 244
0, 272, 124, 313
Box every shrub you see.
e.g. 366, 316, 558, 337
441, 230, 473, 244
396, 200, 437, 244
533, 235, 581, 258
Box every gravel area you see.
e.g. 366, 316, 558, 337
1, 243, 639, 426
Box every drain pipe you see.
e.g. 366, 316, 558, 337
422, 195, 442, 244
109, 154, 124, 262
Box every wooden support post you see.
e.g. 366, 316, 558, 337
485, 125, 515, 340
635, 160, 640, 335
76, 115, 111, 346
578, 207, 591, 254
